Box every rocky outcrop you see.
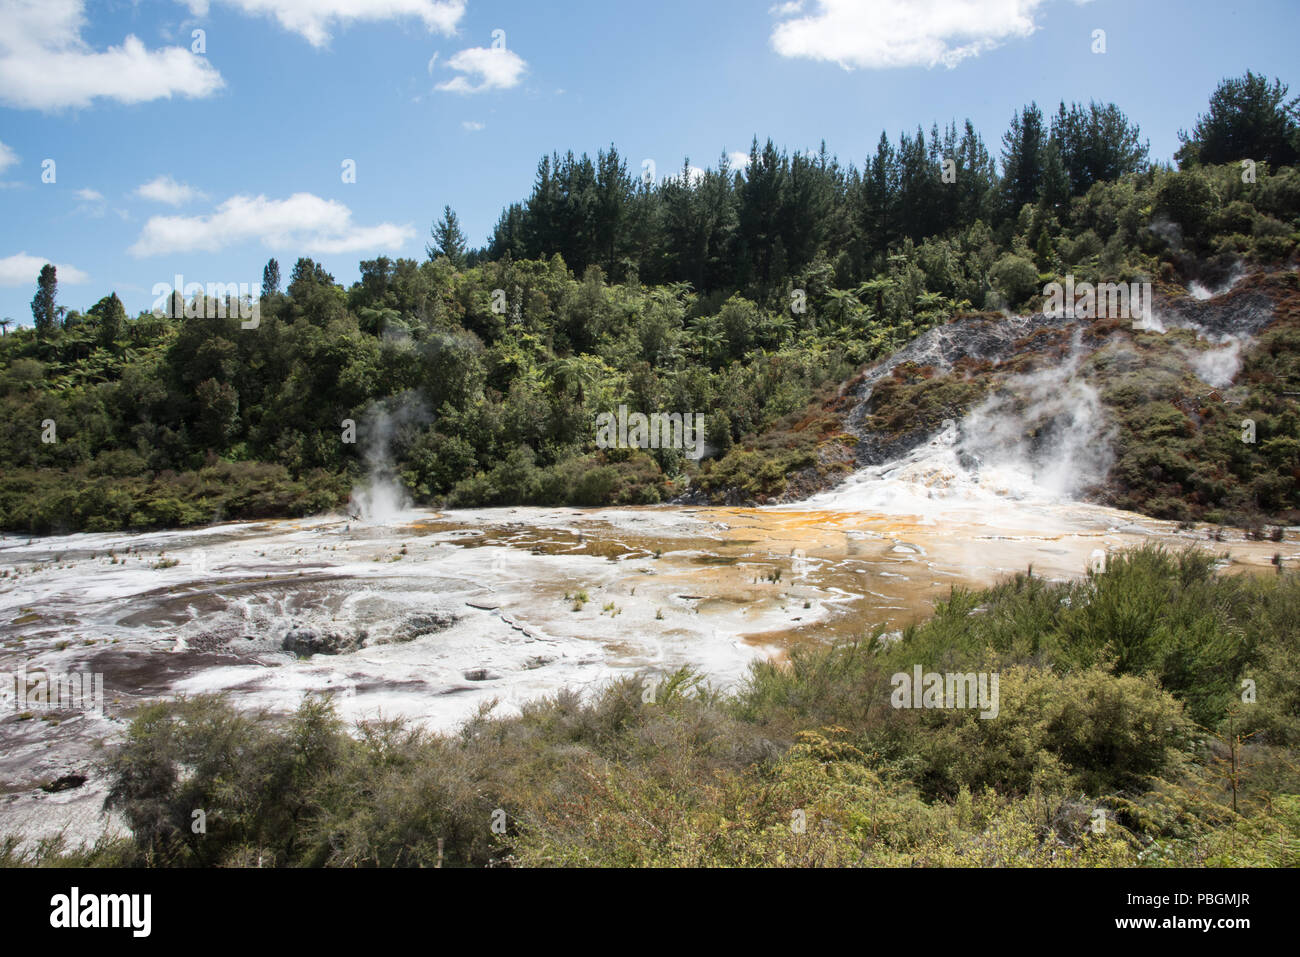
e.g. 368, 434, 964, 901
280, 609, 460, 657
281, 628, 365, 657
839, 311, 1082, 467
392, 611, 459, 643
1157, 273, 1279, 338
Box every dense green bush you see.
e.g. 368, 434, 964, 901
989, 253, 1041, 307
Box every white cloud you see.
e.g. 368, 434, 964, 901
184, 0, 466, 48
771, 0, 1076, 70
129, 192, 415, 257
727, 151, 751, 170
0, 252, 90, 287
136, 175, 207, 206
304, 224, 415, 255
462, 120, 485, 131
0, 0, 224, 111
73, 186, 107, 217
436, 46, 528, 94
0, 140, 18, 175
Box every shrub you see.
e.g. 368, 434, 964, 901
988, 254, 1041, 307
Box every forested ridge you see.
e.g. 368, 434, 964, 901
2, 73, 1299, 534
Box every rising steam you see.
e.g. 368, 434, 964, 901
958, 342, 1116, 501
348, 391, 431, 524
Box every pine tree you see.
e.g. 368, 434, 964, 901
738, 139, 788, 289
593, 146, 633, 278
489, 203, 528, 262
287, 259, 334, 304
429, 206, 468, 267
523, 155, 558, 262
1053, 101, 1149, 194
262, 258, 281, 297
860, 131, 898, 269
957, 120, 996, 226
1177, 72, 1300, 169
1037, 137, 1071, 211
701, 152, 740, 291
1001, 103, 1046, 218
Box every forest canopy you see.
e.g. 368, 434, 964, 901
1, 73, 1297, 535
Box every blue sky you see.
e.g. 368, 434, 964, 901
0, 0, 1296, 324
